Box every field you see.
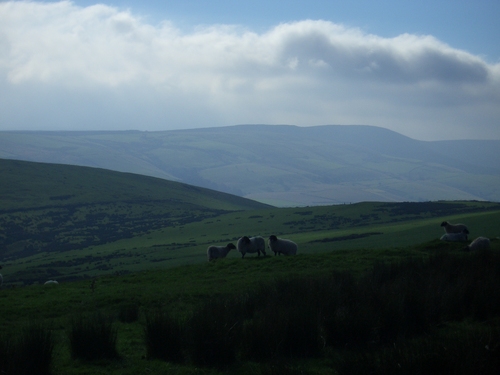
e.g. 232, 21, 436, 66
1, 239, 500, 374
1, 159, 500, 374
3, 200, 500, 285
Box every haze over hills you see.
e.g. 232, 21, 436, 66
1, 125, 499, 206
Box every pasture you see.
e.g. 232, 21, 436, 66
3, 200, 500, 285
1, 237, 499, 374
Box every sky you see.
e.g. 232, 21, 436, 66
0, 1, 499, 140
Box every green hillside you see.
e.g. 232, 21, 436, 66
2, 158, 500, 288
0, 158, 270, 263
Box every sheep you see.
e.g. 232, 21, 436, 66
440, 232, 468, 242
440, 221, 469, 235
268, 235, 298, 256
237, 236, 266, 258
207, 243, 236, 261
464, 237, 490, 252
44, 280, 59, 285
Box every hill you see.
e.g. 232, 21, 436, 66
1, 157, 499, 285
0, 158, 269, 261
1, 125, 500, 206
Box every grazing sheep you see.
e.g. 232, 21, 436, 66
464, 237, 490, 251
237, 236, 266, 258
268, 235, 298, 256
44, 280, 59, 285
440, 232, 468, 242
207, 243, 236, 261
441, 221, 469, 235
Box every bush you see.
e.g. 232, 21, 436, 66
0, 321, 54, 375
68, 312, 119, 361
241, 278, 323, 361
143, 309, 183, 362
184, 297, 242, 369
118, 302, 140, 323
336, 323, 500, 375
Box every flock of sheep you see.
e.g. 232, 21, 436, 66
0, 222, 493, 284
440, 221, 491, 251
207, 235, 298, 261
207, 221, 493, 261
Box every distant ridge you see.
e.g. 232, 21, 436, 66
1, 125, 499, 206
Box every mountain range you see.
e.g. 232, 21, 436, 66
1, 125, 499, 206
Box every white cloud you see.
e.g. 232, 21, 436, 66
0, 1, 499, 140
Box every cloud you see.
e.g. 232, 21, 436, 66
0, 1, 499, 140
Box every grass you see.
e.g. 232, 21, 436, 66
4, 199, 500, 285
2, 242, 500, 374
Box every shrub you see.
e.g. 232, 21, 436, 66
336, 323, 500, 375
68, 312, 119, 361
319, 271, 377, 348
143, 309, 183, 363
241, 278, 324, 361
118, 302, 140, 323
0, 321, 54, 375
184, 297, 242, 369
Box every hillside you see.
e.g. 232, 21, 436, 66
1, 125, 500, 206
2, 156, 499, 285
0, 158, 270, 261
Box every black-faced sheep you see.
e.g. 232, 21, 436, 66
464, 237, 490, 251
237, 236, 266, 258
441, 221, 469, 235
440, 232, 468, 242
268, 235, 298, 256
207, 243, 236, 261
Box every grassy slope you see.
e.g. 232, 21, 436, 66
0, 158, 269, 211
2, 159, 499, 286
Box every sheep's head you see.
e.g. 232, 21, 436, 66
440, 221, 449, 227
227, 243, 236, 250
269, 235, 278, 242
242, 236, 251, 244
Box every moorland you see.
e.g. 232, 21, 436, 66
1, 158, 499, 374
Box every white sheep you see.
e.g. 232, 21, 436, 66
464, 237, 490, 251
440, 232, 468, 242
268, 235, 298, 256
237, 236, 266, 258
440, 221, 469, 235
207, 243, 236, 261
44, 280, 59, 285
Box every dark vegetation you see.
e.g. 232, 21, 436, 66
139, 249, 500, 372
0, 321, 54, 375
2, 247, 499, 374
67, 312, 119, 361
